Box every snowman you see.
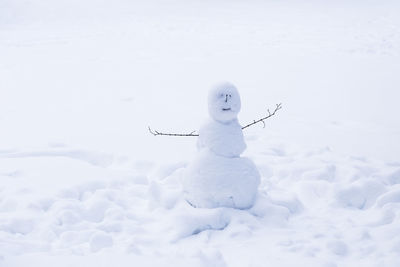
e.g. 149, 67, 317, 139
183, 83, 260, 209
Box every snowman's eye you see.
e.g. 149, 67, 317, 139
229, 94, 232, 97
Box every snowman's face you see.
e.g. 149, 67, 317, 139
208, 83, 241, 123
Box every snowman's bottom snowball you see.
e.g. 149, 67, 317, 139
183, 151, 260, 209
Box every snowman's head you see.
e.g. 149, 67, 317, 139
208, 82, 241, 123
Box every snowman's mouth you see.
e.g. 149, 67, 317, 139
222, 108, 231, 111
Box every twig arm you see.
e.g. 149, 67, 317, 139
148, 103, 282, 136
148, 127, 199, 137
241, 103, 282, 130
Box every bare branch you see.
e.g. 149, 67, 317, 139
148, 103, 282, 137
148, 126, 199, 137
241, 103, 282, 130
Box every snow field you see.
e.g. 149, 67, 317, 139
1, 136, 400, 266
1, 0, 400, 266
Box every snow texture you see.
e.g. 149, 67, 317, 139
1, 0, 400, 266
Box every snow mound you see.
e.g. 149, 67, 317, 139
1, 141, 400, 266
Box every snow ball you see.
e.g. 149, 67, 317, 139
208, 82, 241, 123
90, 232, 113, 252
183, 151, 260, 209
197, 119, 246, 158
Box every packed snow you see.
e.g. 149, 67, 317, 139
1, 0, 400, 266
207, 83, 242, 125
184, 83, 260, 209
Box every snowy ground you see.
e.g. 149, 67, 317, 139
1, 0, 400, 266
